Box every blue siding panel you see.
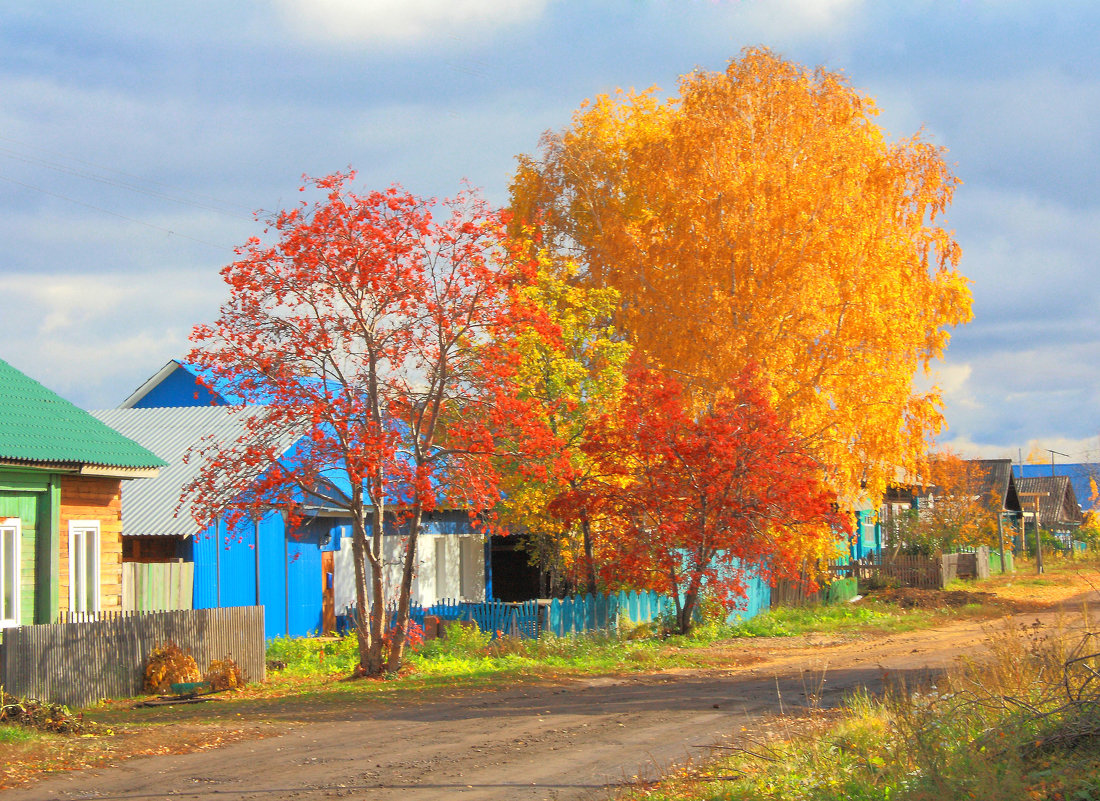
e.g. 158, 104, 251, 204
287, 525, 323, 637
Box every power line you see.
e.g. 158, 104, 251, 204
0, 134, 256, 218
0, 172, 234, 252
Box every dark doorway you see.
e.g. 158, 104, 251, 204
489, 534, 541, 601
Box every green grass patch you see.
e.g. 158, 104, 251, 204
721, 601, 929, 638
0, 724, 38, 744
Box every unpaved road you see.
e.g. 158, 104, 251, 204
6, 595, 1097, 801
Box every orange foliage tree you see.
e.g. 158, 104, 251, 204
510, 47, 973, 507
553, 366, 843, 634
899, 452, 999, 553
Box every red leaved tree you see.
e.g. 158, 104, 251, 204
183, 172, 559, 675
555, 366, 843, 634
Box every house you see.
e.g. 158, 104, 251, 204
1017, 463, 1098, 512
967, 458, 1024, 519
0, 358, 163, 628
1013, 475, 1083, 538
91, 405, 323, 639
106, 359, 495, 630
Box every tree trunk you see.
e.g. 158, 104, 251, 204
350, 511, 374, 670
580, 511, 597, 592
364, 503, 387, 675
387, 505, 424, 672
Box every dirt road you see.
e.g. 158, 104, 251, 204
5, 595, 1096, 801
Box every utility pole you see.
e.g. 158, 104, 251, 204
1019, 491, 1049, 574
1047, 448, 1069, 478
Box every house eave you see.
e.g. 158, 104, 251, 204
0, 459, 159, 480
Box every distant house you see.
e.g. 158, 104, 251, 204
0, 358, 163, 627
1017, 463, 1099, 512
962, 458, 1024, 520
1014, 475, 1083, 536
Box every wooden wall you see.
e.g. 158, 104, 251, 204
59, 476, 124, 613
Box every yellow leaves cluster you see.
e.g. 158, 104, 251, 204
510, 47, 973, 507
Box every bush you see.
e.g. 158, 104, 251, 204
415, 621, 491, 659
204, 656, 245, 691
143, 641, 200, 694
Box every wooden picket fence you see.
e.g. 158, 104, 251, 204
122, 561, 194, 612
0, 606, 265, 707
829, 552, 943, 589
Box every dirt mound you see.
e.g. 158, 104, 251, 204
867, 587, 1000, 609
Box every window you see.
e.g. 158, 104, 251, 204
69, 521, 100, 614
1, 518, 19, 628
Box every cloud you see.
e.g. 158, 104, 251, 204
734, 0, 864, 42
0, 269, 224, 408
273, 0, 551, 47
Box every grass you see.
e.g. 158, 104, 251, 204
0, 724, 38, 743
617, 619, 1100, 801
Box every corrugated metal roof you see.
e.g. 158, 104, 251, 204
0, 357, 165, 470
90, 406, 303, 537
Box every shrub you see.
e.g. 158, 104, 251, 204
143, 641, 200, 694
204, 656, 245, 691
416, 621, 491, 659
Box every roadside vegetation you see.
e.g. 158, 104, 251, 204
618, 619, 1100, 801
618, 555, 1100, 801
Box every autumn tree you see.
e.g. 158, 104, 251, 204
183, 173, 556, 675
497, 258, 631, 592
897, 452, 998, 553
555, 366, 842, 634
509, 47, 973, 508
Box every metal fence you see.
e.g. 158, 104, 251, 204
0, 606, 265, 707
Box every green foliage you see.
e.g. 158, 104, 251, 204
265, 634, 362, 676
0, 723, 37, 743
413, 622, 492, 660
724, 603, 919, 638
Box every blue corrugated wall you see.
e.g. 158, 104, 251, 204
188, 512, 322, 639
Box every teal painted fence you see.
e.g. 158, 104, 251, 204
988, 550, 1016, 574
372, 571, 773, 641
726, 572, 771, 622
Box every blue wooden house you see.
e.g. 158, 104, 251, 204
91, 405, 325, 639
107, 359, 500, 634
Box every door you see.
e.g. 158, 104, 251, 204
322, 550, 335, 633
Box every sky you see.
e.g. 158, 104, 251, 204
1, 0, 1097, 465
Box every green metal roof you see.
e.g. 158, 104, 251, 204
0, 357, 166, 470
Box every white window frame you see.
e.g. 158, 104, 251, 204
1, 518, 20, 628
68, 520, 101, 614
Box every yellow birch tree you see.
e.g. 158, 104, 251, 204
509, 48, 973, 506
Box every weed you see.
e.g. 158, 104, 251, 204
0, 724, 37, 743
616, 621, 1100, 801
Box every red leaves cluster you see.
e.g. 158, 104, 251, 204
184, 172, 560, 534
554, 365, 843, 630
